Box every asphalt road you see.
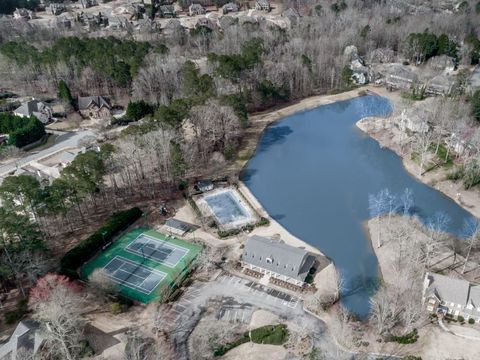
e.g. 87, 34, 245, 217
0, 130, 95, 178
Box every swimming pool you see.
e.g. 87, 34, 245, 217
201, 189, 256, 228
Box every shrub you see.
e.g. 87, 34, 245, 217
125, 100, 155, 121
469, 318, 475, 324
250, 324, 288, 344
110, 302, 123, 314
0, 113, 46, 148
60, 207, 143, 278
458, 315, 465, 323
472, 90, 480, 122
388, 329, 419, 344
4, 298, 28, 324
256, 217, 270, 227
214, 324, 288, 356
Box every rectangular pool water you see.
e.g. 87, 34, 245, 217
204, 190, 251, 225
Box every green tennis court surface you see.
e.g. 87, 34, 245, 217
81, 227, 202, 303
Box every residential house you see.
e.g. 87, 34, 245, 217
241, 235, 316, 286
425, 74, 454, 96
14, 147, 87, 183
383, 63, 420, 91
47, 3, 66, 15
0, 320, 44, 360
282, 7, 300, 22
195, 179, 214, 192
189, 4, 206, 16
77, 12, 107, 30
107, 16, 130, 29
13, 99, 53, 124
134, 18, 157, 32
196, 17, 216, 31
222, 2, 239, 14
423, 272, 480, 322
159, 5, 176, 18
467, 66, 480, 94
13, 8, 35, 20
255, 0, 270, 12
79, 0, 97, 9
50, 15, 72, 29
78, 96, 111, 119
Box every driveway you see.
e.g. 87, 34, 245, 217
0, 130, 95, 178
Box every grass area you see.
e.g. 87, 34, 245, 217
429, 143, 453, 168
81, 227, 202, 303
213, 324, 289, 357
387, 329, 419, 344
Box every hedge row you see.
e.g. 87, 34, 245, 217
214, 324, 288, 357
60, 207, 143, 278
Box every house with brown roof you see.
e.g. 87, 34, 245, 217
78, 96, 111, 119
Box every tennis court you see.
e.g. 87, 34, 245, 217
81, 227, 202, 303
104, 256, 166, 294
125, 234, 188, 267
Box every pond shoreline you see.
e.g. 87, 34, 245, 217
356, 107, 480, 220
234, 87, 379, 258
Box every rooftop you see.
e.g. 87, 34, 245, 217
243, 235, 314, 281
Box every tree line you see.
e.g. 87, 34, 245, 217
0, 113, 46, 147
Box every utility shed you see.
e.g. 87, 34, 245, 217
241, 235, 315, 286
163, 218, 192, 236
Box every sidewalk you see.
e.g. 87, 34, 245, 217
438, 318, 480, 340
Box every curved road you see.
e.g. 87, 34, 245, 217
0, 130, 95, 178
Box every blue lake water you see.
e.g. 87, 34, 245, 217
241, 95, 473, 317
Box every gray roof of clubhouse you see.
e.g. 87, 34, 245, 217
243, 235, 314, 281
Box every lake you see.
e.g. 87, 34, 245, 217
241, 94, 473, 317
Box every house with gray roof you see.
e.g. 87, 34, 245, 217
222, 2, 239, 14
78, 96, 111, 119
255, 0, 270, 12
0, 320, 44, 360
13, 99, 52, 124
241, 235, 315, 286
47, 3, 66, 16
159, 5, 176, 18
423, 272, 480, 322
189, 3, 206, 16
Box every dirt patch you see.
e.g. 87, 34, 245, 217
249, 310, 279, 328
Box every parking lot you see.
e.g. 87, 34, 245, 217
217, 275, 300, 309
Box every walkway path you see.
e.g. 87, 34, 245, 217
438, 318, 480, 340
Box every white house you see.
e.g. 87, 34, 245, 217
423, 272, 480, 322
